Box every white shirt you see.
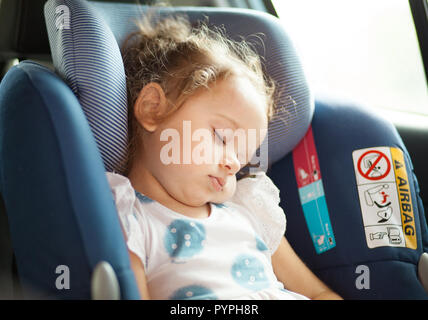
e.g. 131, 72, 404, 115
106, 171, 308, 300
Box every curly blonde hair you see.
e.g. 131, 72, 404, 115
121, 13, 275, 175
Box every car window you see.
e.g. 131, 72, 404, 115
272, 0, 428, 116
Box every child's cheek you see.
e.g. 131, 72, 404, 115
223, 177, 237, 198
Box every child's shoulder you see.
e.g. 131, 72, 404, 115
105, 171, 138, 212
105, 171, 132, 188
105, 171, 138, 198
235, 170, 280, 202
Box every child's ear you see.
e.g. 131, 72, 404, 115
134, 83, 167, 132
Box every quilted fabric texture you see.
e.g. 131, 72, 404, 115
44, 0, 128, 173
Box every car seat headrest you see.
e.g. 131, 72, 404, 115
44, 0, 128, 173
44, 0, 314, 174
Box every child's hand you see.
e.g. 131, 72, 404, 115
272, 237, 343, 300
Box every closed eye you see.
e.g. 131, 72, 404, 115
213, 128, 226, 145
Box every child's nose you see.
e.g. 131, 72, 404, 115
221, 152, 240, 175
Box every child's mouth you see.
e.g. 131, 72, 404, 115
209, 175, 223, 192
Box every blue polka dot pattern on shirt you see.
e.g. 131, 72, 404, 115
134, 190, 154, 203
164, 219, 206, 259
169, 285, 217, 300
231, 254, 270, 291
212, 202, 227, 208
255, 234, 268, 251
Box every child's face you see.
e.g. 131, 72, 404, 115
138, 76, 268, 206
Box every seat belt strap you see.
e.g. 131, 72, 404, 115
292, 125, 336, 254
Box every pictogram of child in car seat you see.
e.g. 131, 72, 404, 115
363, 153, 390, 178
357, 150, 392, 181
364, 184, 393, 223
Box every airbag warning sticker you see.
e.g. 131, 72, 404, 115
352, 147, 417, 249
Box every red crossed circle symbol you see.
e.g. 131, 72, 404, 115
357, 150, 391, 181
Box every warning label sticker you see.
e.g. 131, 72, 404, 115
352, 147, 417, 249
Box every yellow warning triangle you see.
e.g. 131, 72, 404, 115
394, 160, 403, 170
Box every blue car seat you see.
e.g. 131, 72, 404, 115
0, 0, 427, 299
